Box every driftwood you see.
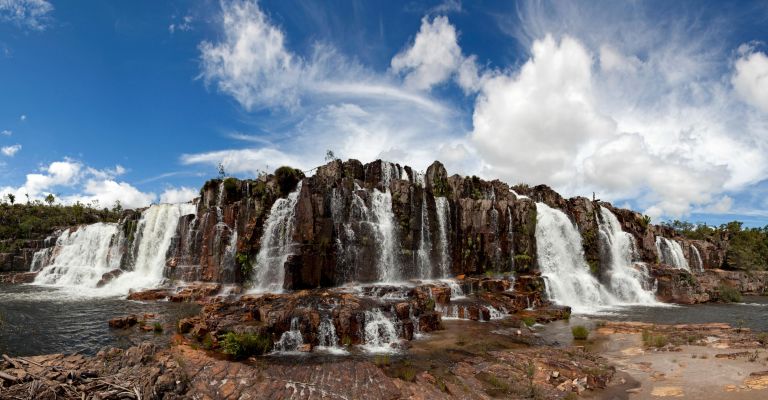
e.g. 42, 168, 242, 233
0, 370, 18, 382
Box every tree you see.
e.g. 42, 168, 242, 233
324, 149, 337, 162
217, 162, 226, 180
112, 200, 123, 213
6, 193, 14, 205
44, 193, 55, 206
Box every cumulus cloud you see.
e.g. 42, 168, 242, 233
1, 144, 20, 156
159, 187, 198, 204
0, 0, 53, 30
1, 130, 11, 136
732, 45, 768, 113
470, 3, 768, 219
0, 159, 156, 209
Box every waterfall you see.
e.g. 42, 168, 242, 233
416, 194, 433, 279
655, 237, 689, 270
33, 203, 194, 295
509, 189, 529, 200
371, 189, 399, 282
251, 182, 303, 293
34, 223, 120, 287
273, 317, 304, 353
435, 197, 451, 278
690, 244, 704, 272
361, 309, 400, 353
535, 203, 615, 313
598, 206, 658, 304
316, 317, 346, 354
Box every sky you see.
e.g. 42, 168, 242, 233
1, 0, 767, 227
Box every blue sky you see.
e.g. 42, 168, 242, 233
1, 0, 767, 227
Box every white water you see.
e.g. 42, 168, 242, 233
509, 189, 530, 200
273, 317, 305, 353
361, 309, 400, 353
535, 203, 616, 313
251, 182, 303, 293
34, 223, 120, 287
655, 237, 690, 270
416, 194, 433, 279
315, 317, 347, 354
690, 244, 704, 272
371, 189, 399, 282
34, 203, 195, 295
598, 206, 658, 304
435, 197, 451, 278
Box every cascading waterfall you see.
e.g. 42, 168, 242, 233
416, 194, 433, 279
34, 223, 120, 287
316, 317, 346, 354
690, 244, 704, 272
371, 189, 399, 282
251, 182, 303, 293
535, 203, 616, 313
274, 317, 304, 353
655, 237, 690, 270
598, 206, 658, 304
116, 203, 197, 292
435, 197, 451, 278
33, 203, 195, 294
361, 309, 400, 353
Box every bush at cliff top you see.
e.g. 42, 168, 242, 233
274, 166, 305, 197
220, 332, 272, 360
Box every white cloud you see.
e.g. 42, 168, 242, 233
470, 31, 768, 218
169, 15, 193, 34
391, 16, 463, 91
0, 129, 11, 136
159, 186, 198, 204
0, 159, 156, 209
732, 45, 768, 113
1, 144, 21, 156
189, 1, 471, 177
19, 114, 26, 121
0, 0, 53, 30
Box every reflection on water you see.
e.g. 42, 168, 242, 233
538, 296, 768, 347
0, 284, 199, 357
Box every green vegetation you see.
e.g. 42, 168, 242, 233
0, 202, 122, 253
153, 322, 163, 333
571, 325, 589, 340
220, 332, 272, 360
513, 254, 533, 271
641, 330, 669, 348
717, 284, 743, 303
425, 298, 436, 311
274, 166, 305, 197
521, 316, 536, 327
664, 220, 768, 271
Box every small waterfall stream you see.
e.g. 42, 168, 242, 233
435, 197, 451, 278
655, 237, 690, 270
361, 309, 400, 353
416, 194, 433, 279
598, 206, 658, 304
371, 189, 399, 282
690, 244, 704, 272
535, 203, 616, 313
273, 317, 305, 353
251, 182, 303, 293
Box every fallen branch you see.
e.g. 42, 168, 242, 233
0, 370, 19, 382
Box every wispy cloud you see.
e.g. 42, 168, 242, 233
0, 0, 53, 31
0, 130, 11, 136
1, 144, 21, 156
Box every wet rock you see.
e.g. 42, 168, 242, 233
95, 269, 123, 288
126, 288, 169, 301
108, 314, 138, 329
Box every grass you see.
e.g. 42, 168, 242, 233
642, 330, 669, 348
521, 316, 536, 327
220, 332, 272, 360
153, 322, 163, 333
374, 354, 390, 367
571, 325, 589, 340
